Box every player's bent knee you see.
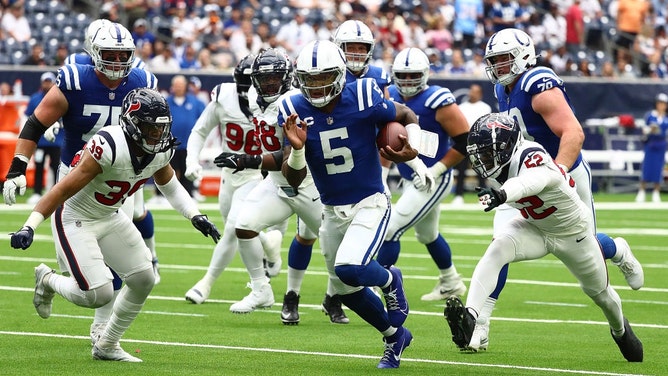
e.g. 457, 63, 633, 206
124, 268, 155, 296
79, 283, 114, 308
335, 264, 371, 287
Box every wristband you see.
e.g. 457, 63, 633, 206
24, 211, 45, 230
287, 147, 306, 170
430, 162, 447, 177
405, 123, 421, 152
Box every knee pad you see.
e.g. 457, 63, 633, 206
82, 283, 115, 308
124, 268, 155, 297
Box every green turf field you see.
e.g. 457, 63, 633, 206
1, 192, 665, 375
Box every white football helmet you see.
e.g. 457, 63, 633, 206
333, 20, 374, 74
90, 22, 136, 80
484, 28, 536, 86
83, 19, 111, 55
392, 47, 430, 97
295, 40, 347, 108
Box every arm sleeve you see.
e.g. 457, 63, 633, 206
156, 173, 201, 219
502, 163, 561, 202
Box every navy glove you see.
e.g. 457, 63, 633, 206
476, 187, 507, 212
214, 152, 262, 173
10, 226, 34, 250
191, 215, 221, 243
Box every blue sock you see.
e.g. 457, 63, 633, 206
287, 237, 312, 270
338, 287, 392, 331
597, 232, 616, 259
111, 268, 123, 290
490, 263, 509, 299
376, 240, 400, 267
426, 234, 452, 269
335, 260, 390, 287
133, 210, 154, 239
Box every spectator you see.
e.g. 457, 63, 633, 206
180, 44, 201, 69
22, 44, 47, 66
1, 1, 31, 42
147, 41, 181, 72
136, 40, 154, 62
489, 0, 524, 33
25, 72, 63, 205
275, 10, 316, 60
636, 93, 668, 203
188, 76, 209, 104
424, 16, 453, 54
427, 49, 445, 74
131, 18, 156, 49
565, 0, 585, 55
170, 2, 199, 46
444, 48, 472, 75
228, 19, 262, 62
51, 44, 69, 67
543, 2, 567, 51
615, 0, 650, 65
453, 0, 483, 49
196, 48, 218, 70
120, 0, 149, 29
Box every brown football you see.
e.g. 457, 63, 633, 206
376, 121, 407, 151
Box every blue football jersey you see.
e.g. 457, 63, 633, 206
388, 85, 456, 180
345, 65, 392, 92
278, 78, 396, 205
57, 63, 158, 164
494, 66, 577, 161
64, 53, 147, 70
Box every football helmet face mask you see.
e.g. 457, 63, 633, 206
295, 40, 347, 108
251, 49, 293, 104
484, 28, 536, 86
234, 54, 256, 96
121, 89, 173, 154
84, 19, 111, 55
467, 113, 523, 180
392, 47, 430, 97
90, 23, 136, 80
333, 20, 375, 73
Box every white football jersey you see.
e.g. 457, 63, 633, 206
248, 87, 314, 188
65, 125, 173, 219
495, 140, 591, 237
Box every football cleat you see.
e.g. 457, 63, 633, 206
261, 230, 283, 277
420, 274, 467, 301
92, 343, 142, 362
377, 327, 413, 369
230, 283, 275, 313
612, 237, 644, 290
382, 266, 409, 328
281, 290, 300, 325
152, 257, 161, 285
322, 294, 349, 324
90, 322, 107, 346
185, 279, 211, 304
468, 316, 489, 352
444, 296, 476, 350
33, 263, 56, 319
611, 317, 643, 362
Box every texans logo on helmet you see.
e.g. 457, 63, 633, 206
486, 120, 513, 130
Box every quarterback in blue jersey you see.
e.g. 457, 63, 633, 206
333, 19, 392, 95
377, 47, 470, 301
281, 40, 434, 369
460, 27, 644, 352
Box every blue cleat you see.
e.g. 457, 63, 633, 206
382, 266, 409, 327
378, 327, 413, 369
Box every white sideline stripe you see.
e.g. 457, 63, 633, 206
0, 330, 649, 376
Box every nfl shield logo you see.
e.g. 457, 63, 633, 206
109, 92, 115, 100
326, 117, 333, 125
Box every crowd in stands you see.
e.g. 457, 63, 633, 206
0, 0, 667, 79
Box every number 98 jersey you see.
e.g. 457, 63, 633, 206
65, 126, 172, 219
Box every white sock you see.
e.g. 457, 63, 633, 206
287, 267, 306, 295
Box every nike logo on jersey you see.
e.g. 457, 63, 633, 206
576, 236, 586, 243
99, 138, 106, 145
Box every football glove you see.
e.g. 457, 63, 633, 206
185, 161, 203, 181
213, 152, 262, 173
10, 226, 34, 250
43, 122, 61, 142
406, 158, 434, 192
3, 156, 29, 205
476, 187, 507, 212
191, 214, 221, 243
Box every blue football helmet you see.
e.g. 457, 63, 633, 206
467, 113, 522, 179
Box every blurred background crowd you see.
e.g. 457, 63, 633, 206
0, 0, 667, 79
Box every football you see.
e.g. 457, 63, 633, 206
376, 121, 407, 151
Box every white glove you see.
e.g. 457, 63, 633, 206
185, 161, 202, 181
44, 122, 61, 142
405, 158, 434, 192
3, 174, 27, 205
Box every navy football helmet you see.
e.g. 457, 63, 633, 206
121, 88, 174, 154
234, 54, 255, 95
467, 113, 523, 179
251, 48, 293, 103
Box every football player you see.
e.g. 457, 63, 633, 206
9, 88, 220, 362
217, 48, 349, 324
183, 54, 284, 305
376, 47, 469, 301
444, 113, 643, 363
2, 21, 159, 346
468, 28, 644, 352
281, 40, 433, 369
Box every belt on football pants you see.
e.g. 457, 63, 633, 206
279, 186, 299, 197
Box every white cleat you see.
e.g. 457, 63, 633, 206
90, 322, 107, 346
467, 316, 489, 352
92, 343, 142, 362
261, 230, 283, 277
230, 283, 275, 314
612, 237, 644, 290
185, 280, 211, 304
152, 258, 161, 285
33, 263, 56, 319
421, 274, 467, 301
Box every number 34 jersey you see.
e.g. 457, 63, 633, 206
65, 125, 173, 220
